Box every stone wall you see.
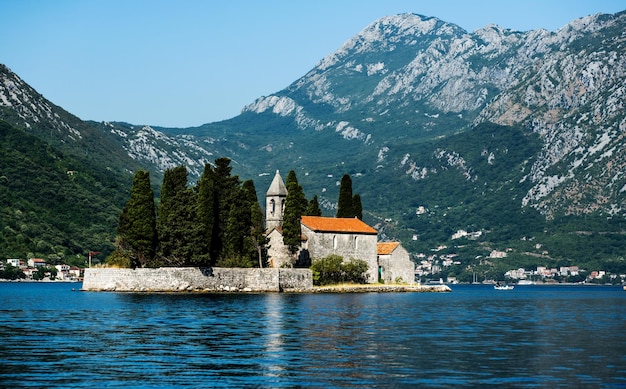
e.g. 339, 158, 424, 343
301, 225, 379, 283
378, 245, 415, 284
82, 267, 312, 293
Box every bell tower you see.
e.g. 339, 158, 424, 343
266, 170, 288, 231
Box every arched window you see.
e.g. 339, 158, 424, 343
333, 235, 337, 250
270, 199, 275, 214
354, 236, 358, 249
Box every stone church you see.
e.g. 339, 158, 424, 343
264, 170, 415, 284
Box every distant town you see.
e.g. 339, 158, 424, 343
415, 244, 626, 285
2, 254, 624, 286
0, 258, 82, 282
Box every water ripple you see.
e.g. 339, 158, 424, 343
1, 284, 625, 387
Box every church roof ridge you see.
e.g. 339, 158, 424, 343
301, 216, 378, 235
266, 170, 288, 196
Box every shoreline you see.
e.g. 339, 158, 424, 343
311, 283, 451, 293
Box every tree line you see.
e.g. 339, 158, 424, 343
107, 157, 362, 269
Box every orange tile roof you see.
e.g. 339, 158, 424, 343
377, 242, 400, 255
301, 216, 378, 235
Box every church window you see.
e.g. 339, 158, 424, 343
354, 236, 358, 249
270, 199, 275, 214
333, 235, 337, 249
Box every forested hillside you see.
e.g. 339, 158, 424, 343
0, 120, 128, 265
1, 10, 626, 278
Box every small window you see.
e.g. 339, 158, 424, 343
333, 235, 337, 249
270, 199, 275, 214
354, 236, 358, 249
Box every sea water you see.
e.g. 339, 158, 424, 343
0, 282, 625, 388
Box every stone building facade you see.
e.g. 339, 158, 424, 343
264, 170, 415, 284
300, 216, 379, 283
377, 242, 415, 284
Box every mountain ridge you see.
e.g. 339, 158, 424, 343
1, 10, 625, 278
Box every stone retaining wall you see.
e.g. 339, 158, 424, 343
82, 267, 313, 293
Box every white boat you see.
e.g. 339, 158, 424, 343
494, 284, 514, 290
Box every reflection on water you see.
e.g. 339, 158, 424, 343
1, 283, 625, 387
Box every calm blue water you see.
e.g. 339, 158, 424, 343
1, 283, 625, 388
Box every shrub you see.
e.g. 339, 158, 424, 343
310, 255, 369, 285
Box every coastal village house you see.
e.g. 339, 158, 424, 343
265, 170, 415, 284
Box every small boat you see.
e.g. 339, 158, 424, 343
494, 284, 514, 290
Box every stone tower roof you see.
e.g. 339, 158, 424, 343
266, 170, 288, 196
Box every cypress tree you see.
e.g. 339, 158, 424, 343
242, 180, 268, 267
282, 170, 306, 255
194, 162, 216, 266
157, 166, 197, 264
352, 194, 363, 220
115, 170, 157, 268
336, 174, 354, 218
221, 187, 253, 266
250, 198, 267, 267
209, 158, 240, 263
305, 195, 322, 216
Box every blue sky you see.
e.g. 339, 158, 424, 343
3, 0, 625, 128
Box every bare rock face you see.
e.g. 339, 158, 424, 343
2, 11, 625, 221
242, 11, 626, 217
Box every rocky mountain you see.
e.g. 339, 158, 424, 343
1, 10, 625, 275
238, 12, 626, 218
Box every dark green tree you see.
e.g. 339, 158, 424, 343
221, 186, 252, 265
194, 162, 216, 266
305, 195, 322, 216
157, 166, 198, 265
352, 194, 363, 220
250, 200, 268, 267
0, 263, 25, 280
336, 174, 354, 218
33, 266, 58, 281
114, 170, 157, 268
208, 158, 241, 263
283, 170, 306, 255
242, 180, 268, 267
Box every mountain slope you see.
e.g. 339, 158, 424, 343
180, 11, 626, 270
1, 11, 625, 275
177, 12, 625, 218
0, 120, 126, 262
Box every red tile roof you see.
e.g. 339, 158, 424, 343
301, 216, 378, 235
377, 242, 400, 255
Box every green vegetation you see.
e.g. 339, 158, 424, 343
310, 255, 369, 286
156, 166, 198, 264
107, 158, 267, 268
114, 170, 157, 268
32, 266, 58, 281
0, 264, 25, 280
0, 120, 127, 265
336, 174, 362, 219
305, 195, 322, 216
282, 170, 306, 254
